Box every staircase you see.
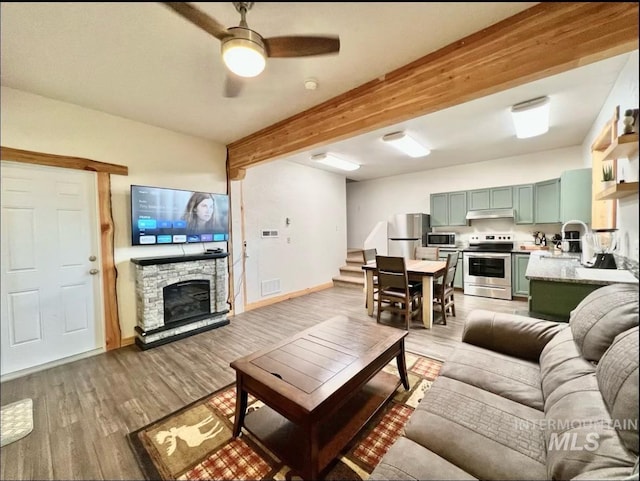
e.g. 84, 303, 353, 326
332, 248, 366, 288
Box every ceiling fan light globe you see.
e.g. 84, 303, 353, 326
222, 29, 266, 78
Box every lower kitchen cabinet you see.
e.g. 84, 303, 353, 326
528, 280, 600, 322
439, 249, 463, 289
512, 254, 530, 297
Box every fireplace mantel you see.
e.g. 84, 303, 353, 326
131, 253, 229, 349
131, 252, 228, 266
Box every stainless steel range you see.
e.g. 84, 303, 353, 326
463, 233, 513, 300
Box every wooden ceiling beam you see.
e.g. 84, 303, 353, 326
227, 2, 639, 179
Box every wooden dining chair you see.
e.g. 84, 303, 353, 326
375, 255, 422, 330
363, 248, 379, 308
433, 252, 459, 325
415, 246, 440, 260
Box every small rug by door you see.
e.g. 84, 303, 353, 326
0, 398, 34, 447
127, 353, 442, 480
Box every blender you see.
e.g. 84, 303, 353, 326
584, 229, 618, 269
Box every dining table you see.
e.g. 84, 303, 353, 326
362, 258, 447, 329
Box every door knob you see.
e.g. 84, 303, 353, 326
89, 269, 100, 275
89, 255, 97, 261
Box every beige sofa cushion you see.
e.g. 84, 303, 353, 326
368, 436, 477, 480
569, 283, 639, 362
597, 326, 639, 455
539, 327, 596, 402
404, 376, 547, 480
543, 372, 637, 480
462, 309, 564, 362
439, 342, 544, 410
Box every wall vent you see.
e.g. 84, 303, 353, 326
261, 229, 279, 238
261, 279, 281, 297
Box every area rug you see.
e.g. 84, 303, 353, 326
0, 398, 34, 447
128, 353, 442, 480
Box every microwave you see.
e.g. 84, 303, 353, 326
426, 232, 457, 248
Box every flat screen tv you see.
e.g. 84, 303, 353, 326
130, 184, 229, 246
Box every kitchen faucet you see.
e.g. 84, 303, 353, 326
561, 220, 590, 245
561, 219, 594, 265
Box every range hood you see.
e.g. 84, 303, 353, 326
465, 208, 516, 220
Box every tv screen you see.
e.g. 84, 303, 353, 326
130, 185, 229, 246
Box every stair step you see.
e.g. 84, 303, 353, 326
339, 265, 364, 277
346, 260, 365, 268
332, 275, 365, 288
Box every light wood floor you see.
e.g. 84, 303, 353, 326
0, 287, 527, 480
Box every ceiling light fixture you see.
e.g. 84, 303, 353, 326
221, 28, 266, 78
381, 132, 431, 157
510, 96, 551, 139
311, 153, 360, 171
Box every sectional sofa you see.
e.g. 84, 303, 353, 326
370, 283, 639, 480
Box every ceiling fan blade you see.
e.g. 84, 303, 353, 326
223, 74, 244, 98
263, 36, 340, 58
161, 2, 231, 41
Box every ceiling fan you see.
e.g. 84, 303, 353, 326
162, 2, 340, 97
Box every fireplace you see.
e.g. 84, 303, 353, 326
131, 253, 229, 349
164, 280, 211, 324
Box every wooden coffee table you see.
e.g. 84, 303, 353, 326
230, 315, 410, 480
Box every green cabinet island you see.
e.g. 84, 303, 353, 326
525, 251, 638, 321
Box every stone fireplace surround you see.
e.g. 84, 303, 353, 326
131, 253, 229, 350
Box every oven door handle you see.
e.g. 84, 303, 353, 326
464, 252, 511, 259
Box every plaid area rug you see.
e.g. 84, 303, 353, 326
127, 352, 442, 480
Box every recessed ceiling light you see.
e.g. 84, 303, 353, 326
381, 132, 431, 157
510, 96, 550, 139
311, 153, 360, 171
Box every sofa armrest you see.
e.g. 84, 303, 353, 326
461, 309, 565, 362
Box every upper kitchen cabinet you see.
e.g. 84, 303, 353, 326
513, 184, 534, 224
430, 191, 468, 226
560, 168, 592, 223
468, 187, 513, 210
534, 178, 561, 224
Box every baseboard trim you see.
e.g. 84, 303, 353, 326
1, 347, 105, 383
245, 282, 333, 311
121, 336, 136, 347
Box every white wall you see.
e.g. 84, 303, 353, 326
0, 87, 227, 338
231, 160, 346, 311
347, 146, 584, 248
581, 51, 639, 260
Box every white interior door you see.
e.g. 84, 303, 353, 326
1, 161, 104, 376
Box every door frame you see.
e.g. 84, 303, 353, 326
1, 146, 128, 351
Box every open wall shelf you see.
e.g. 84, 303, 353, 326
595, 181, 639, 201
601, 133, 639, 162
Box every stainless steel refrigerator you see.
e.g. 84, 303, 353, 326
387, 213, 431, 259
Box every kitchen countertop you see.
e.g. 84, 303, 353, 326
525, 251, 638, 285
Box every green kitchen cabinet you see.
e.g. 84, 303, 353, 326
534, 178, 561, 224
491, 186, 513, 209
430, 193, 449, 226
468, 186, 513, 210
449, 191, 468, 226
561, 168, 592, 223
430, 191, 468, 226
468, 189, 490, 210
512, 254, 530, 297
439, 249, 463, 289
529, 280, 600, 321
513, 184, 535, 224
